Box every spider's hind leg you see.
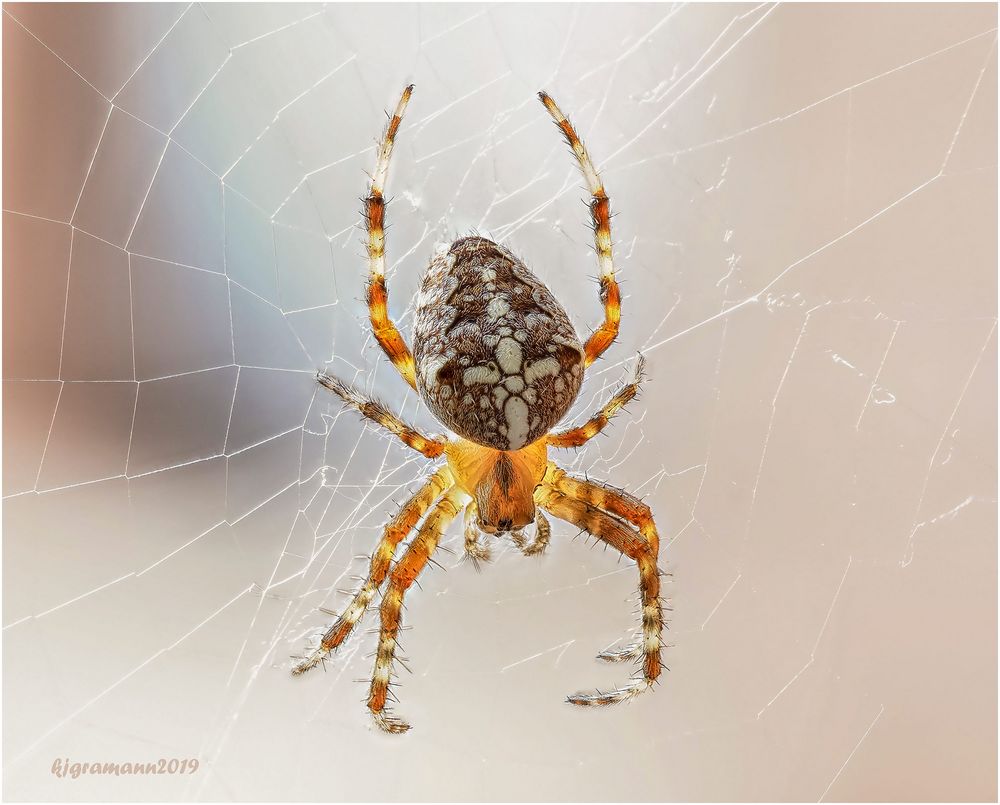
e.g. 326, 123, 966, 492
365, 85, 418, 389
538, 91, 620, 367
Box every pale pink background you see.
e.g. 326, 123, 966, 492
3, 3, 997, 801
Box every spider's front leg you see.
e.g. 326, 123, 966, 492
535, 471, 664, 705
546, 465, 659, 559
291, 467, 453, 675
369, 487, 464, 733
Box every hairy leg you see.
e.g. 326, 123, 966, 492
545, 464, 662, 662
317, 371, 445, 458
547, 356, 644, 449
292, 468, 453, 675
365, 85, 417, 388
369, 487, 464, 732
544, 463, 659, 555
535, 480, 663, 704
538, 91, 620, 366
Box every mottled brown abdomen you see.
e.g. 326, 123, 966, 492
412, 237, 584, 451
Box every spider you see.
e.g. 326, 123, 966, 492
293, 86, 665, 733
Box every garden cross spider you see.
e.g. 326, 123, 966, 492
293, 86, 665, 733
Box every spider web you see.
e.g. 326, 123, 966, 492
3, 3, 997, 801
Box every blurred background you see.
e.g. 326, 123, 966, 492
3, 3, 997, 801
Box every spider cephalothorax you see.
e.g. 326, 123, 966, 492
293, 85, 665, 734
445, 436, 548, 533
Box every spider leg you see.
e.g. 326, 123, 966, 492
317, 371, 445, 458
547, 356, 644, 449
463, 500, 492, 567
544, 463, 659, 555
292, 468, 453, 676
369, 487, 464, 733
538, 91, 620, 368
544, 463, 662, 662
535, 474, 663, 705
365, 85, 418, 389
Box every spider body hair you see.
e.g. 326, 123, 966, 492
445, 438, 548, 534
293, 85, 666, 733
412, 236, 586, 452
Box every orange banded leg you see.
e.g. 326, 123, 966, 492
369, 487, 464, 733
545, 464, 659, 556
365, 85, 417, 389
538, 91, 620, 366
545, 464, 662, 663
547, 356, 644, 449
292, 468, 453, 676
317, 372, 445, 458
535, 481, 663, 705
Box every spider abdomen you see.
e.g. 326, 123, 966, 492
412, 236, 584, 451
